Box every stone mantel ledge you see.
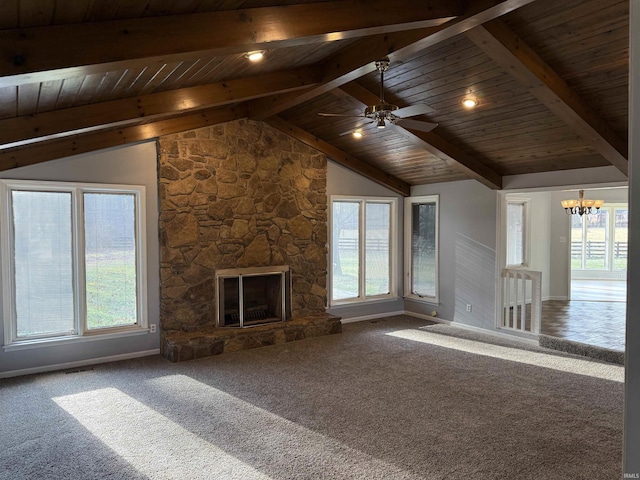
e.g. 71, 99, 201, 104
161, 313, 342, 362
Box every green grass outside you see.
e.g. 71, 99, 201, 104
85, 250, 137, 329
571, 226, 628, 243
571, 226, 628, 271
333, 250, 391, 299
332, 249, 436, 299
571, 257, 627, 270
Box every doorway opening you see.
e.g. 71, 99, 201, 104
497, 186, 627, 352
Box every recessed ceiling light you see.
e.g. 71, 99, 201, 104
462, 96, 479, 108
352, 130, 363, 139
245, 50, 265, 62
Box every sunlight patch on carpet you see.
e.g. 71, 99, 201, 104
386, 329, 624, 382
141, 374, 426, 480
53, 388, 272, 480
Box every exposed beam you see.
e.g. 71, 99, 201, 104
465, 19, 628, 175
0, 105, 247, 171
0, 67, 321, 149
249, 28, 437, 120
249, 0, 539, 120
265, 116, 411, 196
337, 82, 503, 190
0, 0, 465, 88
406, 132, 503, 189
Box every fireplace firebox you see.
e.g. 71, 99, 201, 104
215, 265, 291, 328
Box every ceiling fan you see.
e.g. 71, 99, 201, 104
318, 59, 438, 135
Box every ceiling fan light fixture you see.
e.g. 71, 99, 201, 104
317, 60, 437, 134
245, 50, 265, 62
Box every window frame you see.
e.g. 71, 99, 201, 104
404, 195, 439, 304
1, 179, 148, 349
329, 195, 398, 307
571, 203, 628, 273
505, 198, 530, 268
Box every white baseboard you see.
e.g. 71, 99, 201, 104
546, 296, 569, 301
403, 311, 539, 346
402, 310, 451, 324
0, 349, 161, 379
341, 310, 406, 324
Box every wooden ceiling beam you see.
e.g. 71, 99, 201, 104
0, 67, 321, 149
265, 116, 411, 196
249, 0, 539, 120
249, 28, 437, 120
0, 105, 247, 172
465, 19, 628, 175
0, 0, 465, 88
337, 82, 503, 190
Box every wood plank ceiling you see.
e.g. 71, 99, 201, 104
0, 0, 629, 194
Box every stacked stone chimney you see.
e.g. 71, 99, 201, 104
157, 119, 328, 333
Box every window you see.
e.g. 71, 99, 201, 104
571, 205, 628, 272
506, 200, 528, 267
330, 196, 397, 305
1, 180, 147, 347
404, 195, 439, 303
613, 207, 628, 270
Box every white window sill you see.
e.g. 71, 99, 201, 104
329, 295, 399, 308
404, 295, 439, 306
3, 327, 152, 352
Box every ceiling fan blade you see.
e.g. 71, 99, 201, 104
317, 113, 366, 118
393, 103, 434, 118
395, 118, 438, 132
338, 120, 375, 136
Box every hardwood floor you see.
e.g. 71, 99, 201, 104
571, 279, 627, 302
541, 299, 626, 352
538, 279, 627, 352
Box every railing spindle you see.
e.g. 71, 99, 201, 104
500, 268, 542, 336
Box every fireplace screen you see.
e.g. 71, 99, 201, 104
216, 265, 291, 328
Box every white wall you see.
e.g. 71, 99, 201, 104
549, 191, 572, 299
407, 180, 497, 328
503, 165, 627, 190
326, 160, 405, 319
0, 141, 160, 377
530, 193, 551, 299
554, 186, 628, 204
624, 0, 640, 472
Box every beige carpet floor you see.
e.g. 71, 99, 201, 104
0, 315, 624, 479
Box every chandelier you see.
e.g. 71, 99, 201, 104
561, 190, 604, 216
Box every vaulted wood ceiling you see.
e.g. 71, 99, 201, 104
0, 0, 629, 195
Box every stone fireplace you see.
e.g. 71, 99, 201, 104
157, 119, 340, 361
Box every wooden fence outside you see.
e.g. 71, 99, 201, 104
571, 241, 627, 258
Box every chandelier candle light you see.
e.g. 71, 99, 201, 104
561, 190, 604, 216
